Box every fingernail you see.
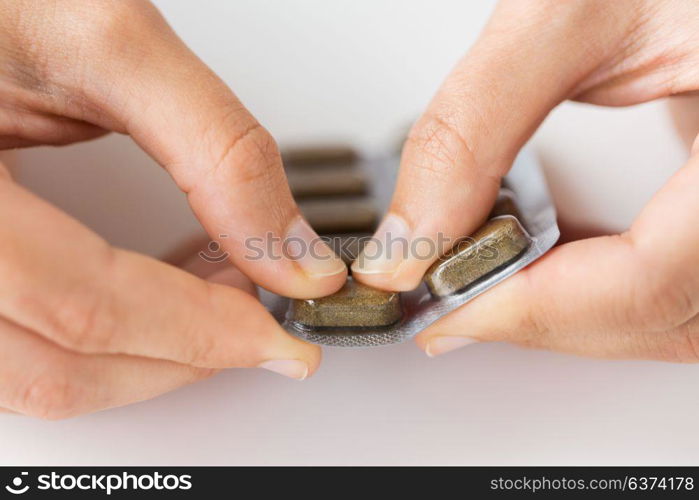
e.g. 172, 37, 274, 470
286, 217, 346, 278
257, 359, 309, 380
425, 336, 478, 357
351, 213, 410, 275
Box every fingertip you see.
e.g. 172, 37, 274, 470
257, 336, 322, 380
414, 311, 482, 355
255, 215, 348, 299
309, 268, 348, 296
350, 211, 427, 291
280, 264, 348, 299
257, 359, 308, 380
414, 265, 539, 356
414, 317, 449, 351
413, 331, 431, 353
351, 264, 422, 292
426, 336, 479, 357
301, 342, 323, 378
285, 216, 347, 276
230, 238, 348, 299
251, 299, 323, 375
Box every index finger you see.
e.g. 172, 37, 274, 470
6, 0, 347, 298
0, 177, 319, 379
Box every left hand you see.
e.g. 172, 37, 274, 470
353, 0, 699, 362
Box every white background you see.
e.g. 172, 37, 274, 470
1, 0, 697, 465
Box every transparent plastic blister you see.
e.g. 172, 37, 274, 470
264, 149, 559, 348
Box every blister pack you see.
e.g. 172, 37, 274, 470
264, 148, 559, 348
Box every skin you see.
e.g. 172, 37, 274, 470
3, 0, 698, 418
352, 0, 699, 361
0, 0, 350, 419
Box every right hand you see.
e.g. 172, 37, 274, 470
0, 0, 347, 419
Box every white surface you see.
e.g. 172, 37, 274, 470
3, 344, 698, 466
534, 100, 687, 234
2, 0, 697, 466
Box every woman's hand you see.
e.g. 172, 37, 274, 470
353, 0, 699, 361
0, 0, 347, 418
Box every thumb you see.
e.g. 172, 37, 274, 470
352, 0, 635, 290
61, 1, 348, 298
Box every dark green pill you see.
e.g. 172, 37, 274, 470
290, 278, 402, 329
424, 217, 530, 297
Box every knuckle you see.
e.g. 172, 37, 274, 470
676, 322, 699, 363
177, 284, 225, 367
181, 286, 268, 368
224, 126, 278, 183
42, 251, 117, 354
184, 333, 221, 367
517, 306, 551, 349
49, 293, 112, 352
632, 269, 697, 332
404, 110, 475, 183
615, 235, 698, 332
650, 321, 699, 364
514, 274, 552, 348
17, 372, 83, 420
205, 115, 285, 191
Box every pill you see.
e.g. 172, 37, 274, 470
299, 198, 378, 234
289, 278, 402, 328
282, 145, 358, 167
287, 166, 368, 198
324, 233, 372, 265
424, 216, 530, 297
